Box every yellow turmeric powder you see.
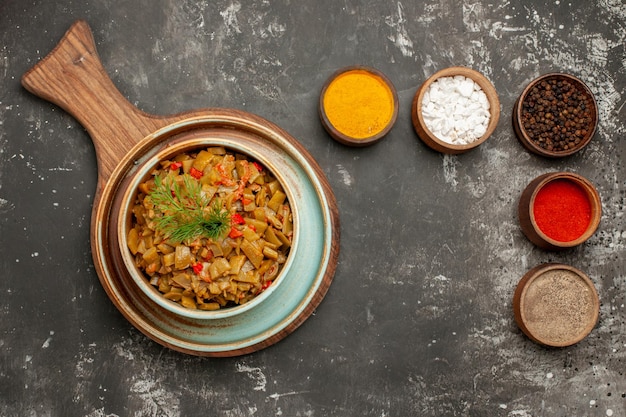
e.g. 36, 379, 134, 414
322, 69, 395, 139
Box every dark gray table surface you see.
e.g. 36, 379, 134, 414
1, 1, 625, 416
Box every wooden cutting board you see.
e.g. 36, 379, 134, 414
22, 20, 340, 356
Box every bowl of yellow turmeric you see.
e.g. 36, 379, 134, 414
319, 66, 399, 147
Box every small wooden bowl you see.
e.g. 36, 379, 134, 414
513, 73, 598, 158
319, 66, 398, 147
411, 66, 500, 154
513, 263, 599, 347
518, 172, 601, 250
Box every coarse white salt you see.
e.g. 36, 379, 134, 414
421, 75, 491, 145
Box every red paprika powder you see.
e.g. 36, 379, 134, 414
532, 179, 591, 242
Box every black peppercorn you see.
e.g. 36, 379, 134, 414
520, 77, 594, 152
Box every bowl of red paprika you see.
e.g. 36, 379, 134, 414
518, 172, 601, 250
513, 73, 598, 158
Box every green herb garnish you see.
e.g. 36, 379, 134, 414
148, 174, 230, 243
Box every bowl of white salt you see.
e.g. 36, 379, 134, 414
411, 66, 500, 154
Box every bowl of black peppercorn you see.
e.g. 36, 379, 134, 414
513, 73, 598, 158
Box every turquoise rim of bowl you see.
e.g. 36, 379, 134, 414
118, 138, 298, 320
96, 114, 338, 355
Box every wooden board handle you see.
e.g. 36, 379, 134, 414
21, 20, 174, 182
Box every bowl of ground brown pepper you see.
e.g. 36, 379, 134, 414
513, 73, 598, 158
513, 263, 599, 347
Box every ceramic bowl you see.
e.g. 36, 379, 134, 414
513, 263, 599, 347
513, 73, 598, 158
117, 138, 297, 320
319, 66, 398, 147
518, 171, 601, 250
22, 19, 340, 356
411, 66, 500, 154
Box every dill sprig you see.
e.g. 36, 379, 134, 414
148, 174, 230, 243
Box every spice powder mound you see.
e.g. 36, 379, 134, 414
522, 269, 597, 345
323, 70, 394, 139
533, 179, 591, 242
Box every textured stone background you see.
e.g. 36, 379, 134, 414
1, 1, 625, 416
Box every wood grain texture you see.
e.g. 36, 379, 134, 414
21, 20, 340, 356
21, 20, 171, 185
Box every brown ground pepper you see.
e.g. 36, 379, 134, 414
520, 77, 594, 152
522, 269, 596, 345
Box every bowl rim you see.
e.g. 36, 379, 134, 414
93, 111, 340, 356
117, 138, 298, 320
513, 263, 599, 347
513, 72, 598, 158
521, 171, 602, 249
411, 66, 500, 154
319, 65, 399, 147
